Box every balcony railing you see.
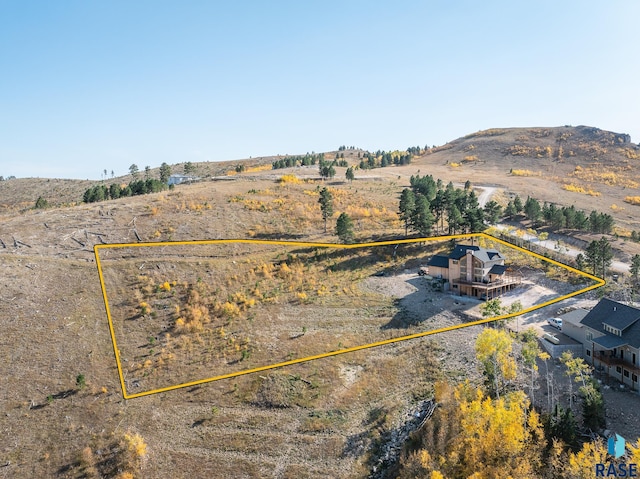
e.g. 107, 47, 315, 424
452, 275, 522, 288
593, 353, 640, 375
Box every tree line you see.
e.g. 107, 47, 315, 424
398, 176, 489, 237
271, 153, 325, 170
271, 147, 420, 172
358, 149, 412, 170
83, 178, 167, 203
507, 195, 614, 234
397, 176, 617, 240
83, 162, 174, 203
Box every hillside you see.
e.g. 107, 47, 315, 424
2, 125, 639, 230
416, 125, 640, 230
1, 125, 639, 478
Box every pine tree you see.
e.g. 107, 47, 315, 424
504, 201, 517, 220
335, 213, 355, 243
597, 236, 613, 278
345, 166, 355, 183
159, 162, 172, 183
447, 204, 464, 235
630, 254, 640, 282
585, 240, 600, 275
129, 164, 139, 179
318, 187, 334, 233
184, 161, 196, 175
524, 197, 541, 225
513, 195, 523, 214
398, 189, 416, 237
483, 200, 502, 224
411, 195, 434, 236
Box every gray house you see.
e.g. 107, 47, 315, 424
168, 174, 199, 186
564, 298, 640, 391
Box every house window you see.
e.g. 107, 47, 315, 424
452, 260, 458, 264
586, 331, 593, 341
586, 350, 591, 356
616, 366, 622, 374
634, 353, 637, 365
624, 370, 630, 378
633, 374, 638, 382
603, 324, 621, 336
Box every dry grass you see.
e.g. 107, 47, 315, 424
99, 241, 441, 394
571, 165, 639, 189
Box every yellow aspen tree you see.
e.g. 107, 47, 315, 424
566, 440, 608, 479
453, 389, 540, 478
475, 328, 516, 398
629, 438, 640, 464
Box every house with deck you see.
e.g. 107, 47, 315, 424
563, 298, 640, 391
427, 244, 521, 299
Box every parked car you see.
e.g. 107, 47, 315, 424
547, 317, 562, 330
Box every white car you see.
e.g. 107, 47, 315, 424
547, 317, 562, 330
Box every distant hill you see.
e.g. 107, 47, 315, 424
427, 125, 637, 172
2, 125, 639, 222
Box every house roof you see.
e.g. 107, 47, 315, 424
559, 308, 589, 327
449, 244, 479, 260
580, 298, 640, 349
449, 244, 504, 263
489, 264, 506, 275
593, 335, 629, 349
428, 255, 449, 268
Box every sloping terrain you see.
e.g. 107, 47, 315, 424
1, 125, 639, 478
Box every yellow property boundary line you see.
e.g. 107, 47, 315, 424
93, 233, 605, 399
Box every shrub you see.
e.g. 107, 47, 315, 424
562, 184, 601, 196
278, 174, 302, 184
35, 196, 49, 209
510, 169, 540, 177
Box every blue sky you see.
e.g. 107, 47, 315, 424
1, 1, 639, 180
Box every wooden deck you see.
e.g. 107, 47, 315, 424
451, 275, 522, 299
